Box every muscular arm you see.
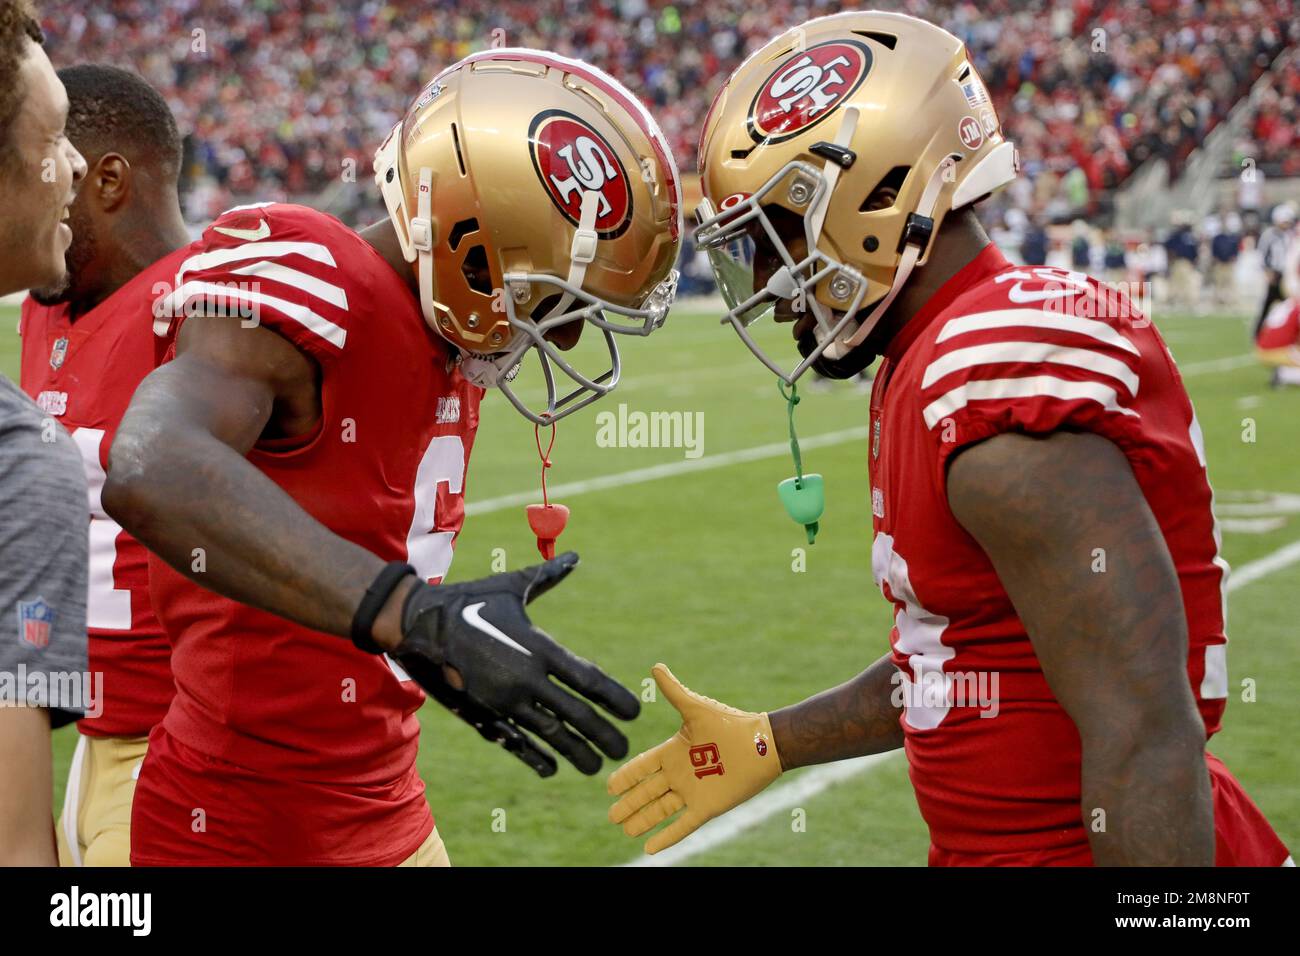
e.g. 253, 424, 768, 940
768, 653, 903, 770
0, 708, 56, 866
947, 430, 1212, 866
103, 316, 411, 648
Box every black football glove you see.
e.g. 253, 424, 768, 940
392, 551, 640, 777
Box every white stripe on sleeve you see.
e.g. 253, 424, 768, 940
229, 260, 350, 311
935, 308, 1140, 356
160, 280, 347, 348
922, 340, 1140, 396
922, 375, 1140, 429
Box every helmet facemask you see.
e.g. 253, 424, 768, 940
696, 107, 959, 384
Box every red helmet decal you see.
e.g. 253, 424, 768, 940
748, 39, 873, 144
958, 115, 984, 151
529, 109, 633, 240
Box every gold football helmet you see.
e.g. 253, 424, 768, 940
695, 11, 1018, 381
374, 49, 682, 422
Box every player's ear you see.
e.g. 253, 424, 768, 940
93, 153, 131, 212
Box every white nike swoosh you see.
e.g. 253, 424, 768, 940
461, 602, 533, 656
1005, 282, 1077, 304
214, 221, 271, 241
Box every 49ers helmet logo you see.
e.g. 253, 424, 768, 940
748, 39, 873, 144
529, 109, 633, 240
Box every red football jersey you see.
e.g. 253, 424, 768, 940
1257, 298, 1299, 351
139, 203, 483, 864
869, 244, 1287, 864
19, 250, 187, 737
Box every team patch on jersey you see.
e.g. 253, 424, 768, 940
747, 39, 873, 144
16, 597, 54, 649
528, 110, 633, 240
49, 336, 68, 370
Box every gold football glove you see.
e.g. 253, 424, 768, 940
607, 663, 783, 854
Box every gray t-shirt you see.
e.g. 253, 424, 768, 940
0, 375, 88, 726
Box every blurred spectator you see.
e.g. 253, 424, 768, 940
1165, 212, 1202, 312
34, 0, 1298, 226
1208, 212, 1243, 307
1022, 217, 1050, 266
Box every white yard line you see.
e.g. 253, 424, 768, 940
473, 353, 1253, 517
464, 426, 871, 516
624, 536, 1300, 867
1179, 353, 1256, 375
1225, 538, 1300, 592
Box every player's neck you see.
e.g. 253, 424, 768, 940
71, 210, 190, 320
877, 209, 992, 342
358, 220, 418, 296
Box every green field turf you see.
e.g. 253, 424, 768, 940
2, 301, 1295, 866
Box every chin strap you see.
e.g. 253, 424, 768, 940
411, 166, 439, 331
821, 154, 957, 360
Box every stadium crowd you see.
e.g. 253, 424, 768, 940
38, 0, 1298, 226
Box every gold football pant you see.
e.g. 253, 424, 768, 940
58, 733, 150, 867
398, 826, 451, 867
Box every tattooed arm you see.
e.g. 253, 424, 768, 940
947, 430, 1212, 866
768, 654, 903, 770
103, 314, 413, 648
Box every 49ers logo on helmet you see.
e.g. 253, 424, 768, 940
748, 39, 873, 144
529, 109, 633, 240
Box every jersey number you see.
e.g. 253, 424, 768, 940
390, 434, 468, 683
71, 428, 132, 630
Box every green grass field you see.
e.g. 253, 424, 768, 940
4, 301, 1295, 866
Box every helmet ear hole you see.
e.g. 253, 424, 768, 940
859, 165, 911, 212
448, 217, 479, 251
461, 244, 494, 296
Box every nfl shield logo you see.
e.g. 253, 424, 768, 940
50, 336, 68, 370
16, 597, 54, 649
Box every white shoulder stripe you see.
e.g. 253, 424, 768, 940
922, 341, 1139, 396
159, 280, 347, 348
229, 260, 349, 311
922, 375, 1140, 429
936, 308, 1140, 356
176, 241, 338, 282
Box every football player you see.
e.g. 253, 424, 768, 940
102, 50, 681, 866
20, 64, 191, 866
608, 12, 1291, 866
0, 0, 90, 868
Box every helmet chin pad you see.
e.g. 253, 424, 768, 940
798, 326, 877, 379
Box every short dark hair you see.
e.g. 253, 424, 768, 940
58, 64, 183, 182
0, 0, 44, 168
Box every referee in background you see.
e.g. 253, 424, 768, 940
0, 0, 89, 866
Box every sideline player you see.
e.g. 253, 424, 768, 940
0, 0, 90, 867
21, 64, 191, 866
608, 12, 1290, 866
104, 50, 681, 865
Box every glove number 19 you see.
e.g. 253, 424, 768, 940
689, 743, 725, 779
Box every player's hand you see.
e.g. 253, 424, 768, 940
392, 551, 640, 777
607, 664, 783, 854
